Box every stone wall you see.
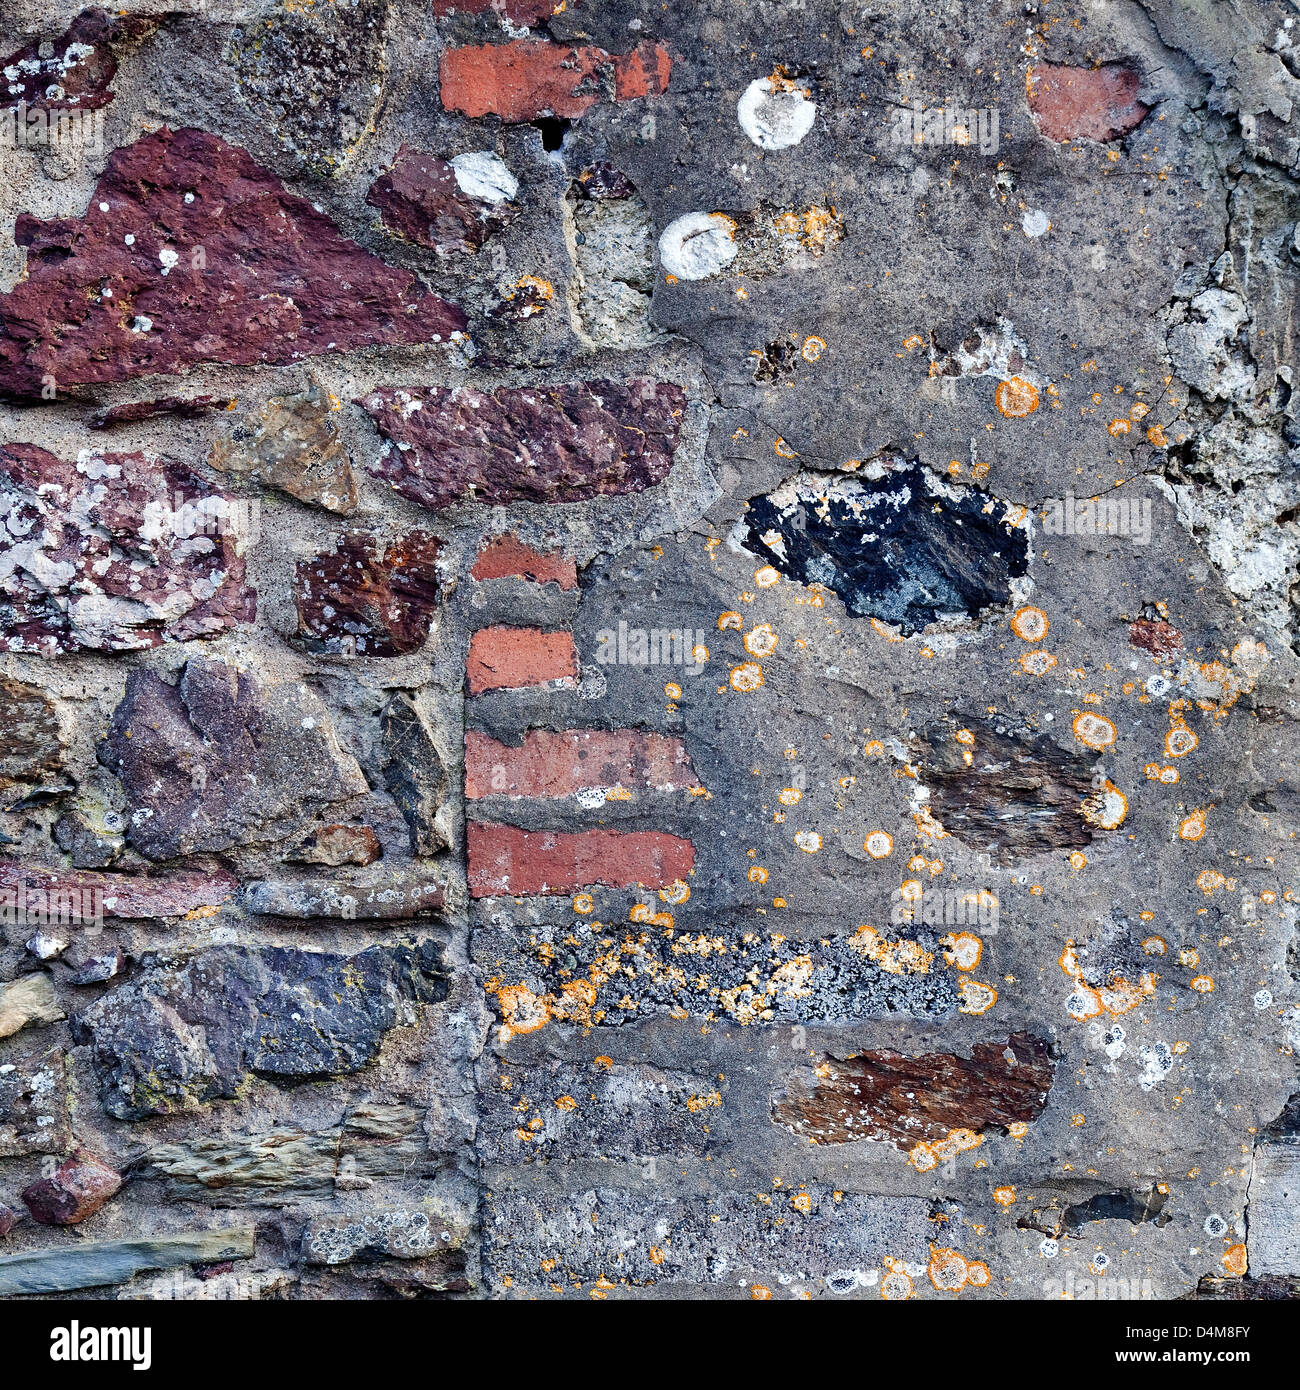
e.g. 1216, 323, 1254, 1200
0, 0, 1298, 1301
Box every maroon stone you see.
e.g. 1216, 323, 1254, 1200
0, 8, 158, 113
22, 1146, 122, 1225
0, 443, 255, 655
432, 0, 567, 23
295, 532, 441, 656
87, 395, 235, 430
0, 1202, 17, 1236
772, 1034, 1056, 1148
0, 861, 239, 919
367, 145, 517, 255
574, 161, 637, 200
360, 379, 686, 511
1129, 617, 1183, 660
0, 127, 465, 401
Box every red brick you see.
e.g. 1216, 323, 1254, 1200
467, 823, 694, 896
465, 729, 699, 799
471, 535, 578, 590
439, 39, 670, 122
467, 626, 577, 693
1027, 62, 1149, 143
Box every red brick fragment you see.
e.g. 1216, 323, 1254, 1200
471, 535, 577, 590
464, 729, 700, 798
439, 39, 670, 122
467, 627, 577, 693
467, 822, 694, 896
22, 1147, 122, 1225
1027, 62, 1149, 143
1128, 617, 1183, 660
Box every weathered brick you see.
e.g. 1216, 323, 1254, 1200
465, 728, 699, 799
439, 39, 670, 122
0, 128, 464, 400
466, 626, 578, 693
1027, 62, 1149, 143
471, 534, 577, 590
467, 823, 694, 896
360, 379, 685, 511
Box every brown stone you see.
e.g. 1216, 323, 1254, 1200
0, 679, 63, 789
772, 1034, 1055, 1147
0, 861, 239, 919
0, 8, 159, 113
21, 1147, 123, 1225
367, 145, 517, 255
285, 825, 383, 867
1129, 617, 1184, 660
913, 719, 1097, 864
209, 380, 358, 515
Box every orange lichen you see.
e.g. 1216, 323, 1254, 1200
744, 623, 779, 657
729, 662, 765, 692
1017, 649, 1058, 676
1082, 781, 1128, 830
1010, 606, 1049, 643
1072, 712, 1117, 751
940, 931, 983, 971
995, 377, 1040, 418
957, 977, 997, 1015
864, 831, 894, 858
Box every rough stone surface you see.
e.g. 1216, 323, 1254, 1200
0, 128, 463, 400
99, 658, 368, 859
0, 0, 1297, 1314
361, 380, 686, 512
72, 941, 448, 1120
209, 381, 358, 515
21, 1146, 122, 1225
0, 443, 256, 655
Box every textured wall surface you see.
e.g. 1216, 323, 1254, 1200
0, 0, 1298, 1303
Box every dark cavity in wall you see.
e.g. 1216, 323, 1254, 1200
743, 463, 1029, 634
